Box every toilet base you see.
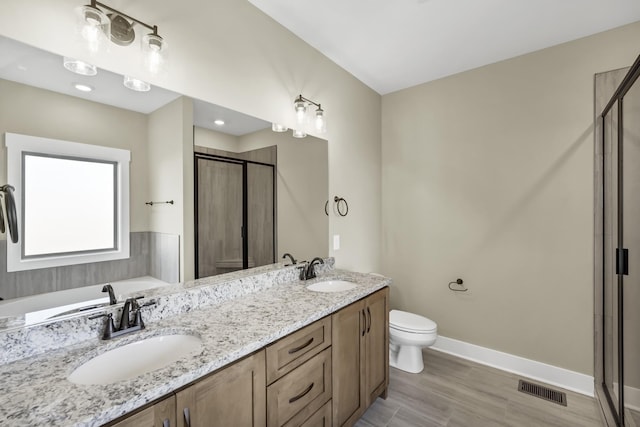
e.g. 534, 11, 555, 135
389, 344, 424, 373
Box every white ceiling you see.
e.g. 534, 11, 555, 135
249, 0, 640, 94
0, 36, 269, 136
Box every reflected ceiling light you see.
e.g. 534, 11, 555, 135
63, 57, 98, 76
123, 75, 150, 92
293, 94, 327, 137
272, 123, 288, 132
73, 83, 94, 92
292, 129, 307, 138
214, 119, 225, 126
76, 1, 167, 74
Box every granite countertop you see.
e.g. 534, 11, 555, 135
0, 269, 390, 427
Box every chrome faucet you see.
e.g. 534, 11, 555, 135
300, 257, 325, 280
282, 252, 297, 265
102, 284, 117, 305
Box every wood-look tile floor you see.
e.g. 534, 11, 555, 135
355, 348, 605, 427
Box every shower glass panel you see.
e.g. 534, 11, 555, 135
601, 54, 640, 426
196, 158, 243, 278
622, 78, 640, 425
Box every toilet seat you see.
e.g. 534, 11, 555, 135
390, 310, 437, 333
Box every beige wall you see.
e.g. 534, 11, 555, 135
147, 97, 194, 281
381, 21, 640, 375
240, 128, 329, 262
0, 0, 382, 274
0, 79, 149, 233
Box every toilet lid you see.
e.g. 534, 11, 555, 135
390, 310, 437, 333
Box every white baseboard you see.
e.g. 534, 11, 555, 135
613, 382, 640, 412
626, 385, 640, 412
430, 336, 594, 397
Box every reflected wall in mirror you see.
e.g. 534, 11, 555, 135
193, 111, 328, 278
0, 35, 328, 328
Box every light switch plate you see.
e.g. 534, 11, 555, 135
333, 234, 340, 250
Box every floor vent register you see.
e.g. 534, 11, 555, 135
518, 380, 567, 406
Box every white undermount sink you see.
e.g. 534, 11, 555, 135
306, 280, 358, 293
68, 334, 203, 385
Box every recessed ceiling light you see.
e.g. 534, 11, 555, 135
73, 83, 93, 92
214, 119, 225, 126
63, 57, 97, 76
123, 75, 151, 92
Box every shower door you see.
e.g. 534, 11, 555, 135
195, 154, 275, 279
601, 55, 640, 427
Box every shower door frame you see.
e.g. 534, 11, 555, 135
194, 152, 276, 279
598, 53, 640, 427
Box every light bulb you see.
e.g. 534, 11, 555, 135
123, 75, 151, 92
294, 98, 307, 125
63, 57, 97, 76
314, 107, 326, 133
76, 5, 110, 54
73, 83, 93, 92
292, 128, 307, 138
142, 34, 167, 75
272, 123, 288, 132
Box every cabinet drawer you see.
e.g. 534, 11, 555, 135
267, 347, 332, 427
293, 400, 332, 427
266, 316, 331, 384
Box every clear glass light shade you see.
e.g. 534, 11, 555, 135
292, 128, 307, 138
76, 5, 110, 54
123, 75, 151, 92
142, 33, 167, 75
314, 108, 327, 133
272, 123, 288, 132
294, 100, 307, 126
63, 57, 98, 76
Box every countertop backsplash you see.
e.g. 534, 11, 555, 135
0, 257, 335, 365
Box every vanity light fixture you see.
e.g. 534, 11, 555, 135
63, 57, 98, 76
293, 94, 327, 138
271, 123, 288, 133
123, 75, 150, 92
76, 0, 167, 74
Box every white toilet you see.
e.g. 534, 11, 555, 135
389, 310, 438, 373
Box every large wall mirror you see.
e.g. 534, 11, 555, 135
0, 35, 328, 329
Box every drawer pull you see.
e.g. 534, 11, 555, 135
288, 337, 314, 354
288, 382, 315, 404
183, 407, 191, 427
366, 307, 372, 333
362, 309, 366, 336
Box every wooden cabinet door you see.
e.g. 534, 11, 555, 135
176, 350, 266, 427
331, 299, 366, 427
110, 395, 176, 427
364, 288, 389, 405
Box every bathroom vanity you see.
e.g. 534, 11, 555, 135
0, 262, 390, 427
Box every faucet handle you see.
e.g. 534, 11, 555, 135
131, 300, 156, 328
89, 313, 115, 340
